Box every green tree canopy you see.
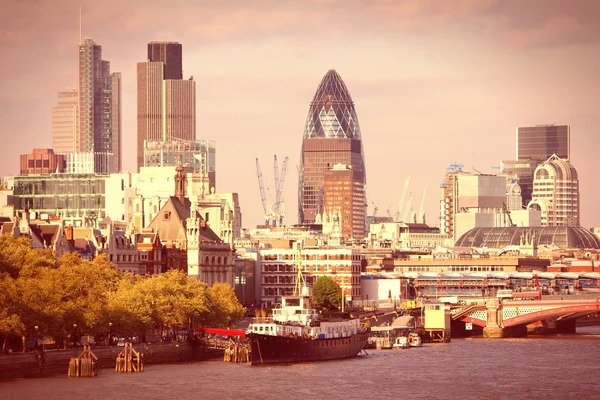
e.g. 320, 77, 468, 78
312, 276, 342, 312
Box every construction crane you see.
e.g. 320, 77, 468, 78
396, 177, 411, 222
274, 156, 289, 226
366, 188, 378, 218
401, 195, 414, 223
418, 186, 427, 224
447, 163, 464, 172
255, 158, 274, 226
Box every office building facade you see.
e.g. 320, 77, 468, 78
322, 163, 365, 240
517, 124, 570, 161
137, 41, 196, 171
503, 124, 571, 208
71, 39, 121, 173
148, 41, 183, 80
527, 155, 579, 226
52, 89, 78, 154
19, 149, 66, 176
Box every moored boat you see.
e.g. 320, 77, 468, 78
246, 293, 370, 364
408, 332, 422, 347
392, 336, 409, 350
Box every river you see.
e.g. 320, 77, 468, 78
1, 326, 599, 400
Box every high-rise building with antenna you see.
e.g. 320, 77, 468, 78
76, 38, 121, 173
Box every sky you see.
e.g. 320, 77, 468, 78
0, 0, 599, 229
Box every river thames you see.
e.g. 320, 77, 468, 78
1, 326, 598, 400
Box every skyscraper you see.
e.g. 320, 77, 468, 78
298, 70, 367, 230
148, 41, 183, 80
52, 88, 78, 154
517, 124, 570, 161
529, 155, 579, 226
111, 72, 122, 172
76, 38, 120, 173
323, 163, 366, 240
503, 124, 571, 207
137, 41, 196, 171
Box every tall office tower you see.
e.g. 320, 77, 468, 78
111, 72, 122, 172
323, 164, 366, 240
77, 38, 120, 173
528, 155, 579, 226
148, 41, 183, 80
298, 69, 367, 226
503, 124, 571, 207
517, 124, 570, 161
137, 41, 195, 171
52, 89, 78, 153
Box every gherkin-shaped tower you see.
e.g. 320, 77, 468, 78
298, 70, 366, 238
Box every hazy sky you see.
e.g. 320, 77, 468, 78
1, 0, 598, 229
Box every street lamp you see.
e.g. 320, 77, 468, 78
109, 322, 113, 345
34, 326, 39, 350
73, 324, 77, 348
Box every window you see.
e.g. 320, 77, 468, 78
164, 211, 171, 220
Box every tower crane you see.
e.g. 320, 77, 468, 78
447, 163, 464, 172
274, 155, 289, 226
418, 186, 427, 224
366, 189, 378, 218
396, 177, 411, 222
255, 158, 273, 226
401, 195, 414, 223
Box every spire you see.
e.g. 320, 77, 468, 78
174, 154, 186, 205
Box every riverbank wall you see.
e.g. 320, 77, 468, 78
0, 343, 223, 381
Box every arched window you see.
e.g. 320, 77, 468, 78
217, 257, 221, 265
536, 169, 549, 180
205, 256, 209, 264
211, 256, 215, 264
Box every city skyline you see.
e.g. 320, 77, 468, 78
0, 0, 598, 229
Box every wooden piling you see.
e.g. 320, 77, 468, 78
67, 345, 98, 377
115, 342, 144, 373
223, 339, 249, 363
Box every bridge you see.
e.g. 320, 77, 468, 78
453, 295, 600, 338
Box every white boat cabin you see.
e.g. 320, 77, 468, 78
247, 294, 361, 339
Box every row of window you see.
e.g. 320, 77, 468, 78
262, 254, 360, 261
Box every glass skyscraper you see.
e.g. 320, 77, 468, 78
517, 124, 570, 161
298, 70, 366, 229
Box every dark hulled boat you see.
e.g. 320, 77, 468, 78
246, 293, 370, 365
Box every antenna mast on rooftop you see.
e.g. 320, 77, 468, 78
79, 6, 82, 44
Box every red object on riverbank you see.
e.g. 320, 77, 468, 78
195, 327, 246, 337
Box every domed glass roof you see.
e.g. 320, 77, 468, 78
455, 226, 600, 249
302, 69, 362, 140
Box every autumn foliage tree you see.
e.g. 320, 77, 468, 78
0, 234, 245, 350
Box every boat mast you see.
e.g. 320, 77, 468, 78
294, 241, 306, 296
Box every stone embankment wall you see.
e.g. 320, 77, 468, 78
0, 343, 222, 381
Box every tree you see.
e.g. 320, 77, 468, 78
0, 275, 25, 352
207, 283, 246, 327
312, 276, 342, 312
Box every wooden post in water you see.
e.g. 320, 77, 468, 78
223, 338, 249, 363
115, 342, 144, 373
67, 345, 98, 377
